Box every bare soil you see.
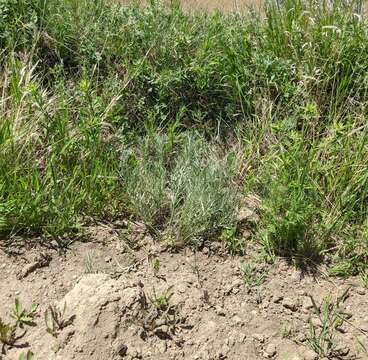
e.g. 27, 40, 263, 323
1, 223, 368, 360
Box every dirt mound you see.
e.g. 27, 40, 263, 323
15, 271, 249, 360
26, 272, 257, 360
33, 274, 142, 359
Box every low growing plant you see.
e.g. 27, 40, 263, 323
44, 303, 75, 337
18, 350, 34, 360
0, 318, 16, 349
10, 299, 38, 328
306, 288, 352, 358
240, 260, 267, 287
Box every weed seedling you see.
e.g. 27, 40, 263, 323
148, 287, 174, 312
279, 323, 296, 339
360, 271, 368, 289
0, 318, 16, 349
44, 303, 75, 337
138, 286, 181, 337
240, 261, 267, 287
84, 250, 98, 274
18, 350, 34, 360
152, 258, 161, 274
221, 227, 243, 255
10, 299, 38, 328
306, 288, 352, 358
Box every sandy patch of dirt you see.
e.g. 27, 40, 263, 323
1, 224, 367, 360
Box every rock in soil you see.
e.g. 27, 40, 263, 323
264, 343, 277, 358
356, 286, 366, 295
283, 297, 299, 312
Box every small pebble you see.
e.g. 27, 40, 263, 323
215, 306, 226, 316
297, 333, 307, 342
356, 287, 366, 295
219, 344, 230, 357
302, 297, 314, 310
359, 323, 368, 332
252, 333, 265, 343
264, 343, 277, 358
231, 279, 243, 288
310, 317, 322, 328
232, 315, 243, 326
232, 288, 240, 295
273, 294, 283, 303
283, 297, 298, 312
336, 325, 348, 333
176, 283, 187, 294
156, 341, 167, 353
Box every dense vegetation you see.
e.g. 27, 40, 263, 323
0, 0, 367, 275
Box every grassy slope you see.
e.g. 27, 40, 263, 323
0, 0, 367, 275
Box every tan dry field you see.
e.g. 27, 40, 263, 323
117, 0, 368, 15
118, 0, 263, 13
170, 0, 263, 12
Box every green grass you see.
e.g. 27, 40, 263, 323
0, 0, 367, 275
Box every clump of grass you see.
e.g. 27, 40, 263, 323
247, 102, 368, 271
148, 286, 174, 313
259, 131, 321, 262
221, 226, 244, 255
